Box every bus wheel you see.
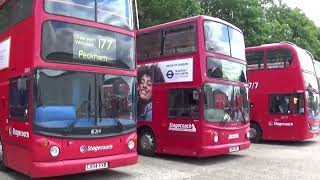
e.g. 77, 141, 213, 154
249, 123, 262, 143
138, 129, 156, 156
0, 139, 8, 171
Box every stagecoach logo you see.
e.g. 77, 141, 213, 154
80, 145, 87, 153
269, 121, 294, 127
80, 144, 113, 153
8, 127, 30, 138
168, 123, 197, 132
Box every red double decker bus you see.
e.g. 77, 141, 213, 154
136, 16, 251, 157
246, 42, 320, 142
0, 0, 138, 178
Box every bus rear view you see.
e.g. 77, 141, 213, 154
246, 42, 320, 142
136, 16, 251, 157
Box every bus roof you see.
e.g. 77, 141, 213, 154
137, 15, 242, 34
245, 41, 303, 52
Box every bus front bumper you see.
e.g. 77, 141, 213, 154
29, 152, 138, 178
198, 141, 250, 157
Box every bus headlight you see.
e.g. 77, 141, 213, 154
128, 140, 135, 150
246, 131, 250, 139
50, 145, 60, 157
213, 135, 219, 143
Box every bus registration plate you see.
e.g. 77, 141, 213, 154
85, 162, 108, 171
229, 146, 240, 152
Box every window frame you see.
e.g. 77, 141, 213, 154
266, 48, 293, 69
206, 56, 247, 83
137, 21, 198, 61
9, 76, 30, 121
167, 88, 200, 119
0, 0, 34, 34
43, 0, 136, 31
203, 20, 245, 61
269, 94, 292, 115
246, 50, 265, 71
40, 20, 136, 70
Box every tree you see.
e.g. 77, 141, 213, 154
265, 3, 320, 59
138, 0, 203, 28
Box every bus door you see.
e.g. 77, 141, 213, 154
267, 94, 296, 139
161, 88, 200, 155
5, 77, 31, 173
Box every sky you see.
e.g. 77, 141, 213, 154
281, 0, 320, 26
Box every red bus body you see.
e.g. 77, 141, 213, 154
136, 16, 251, 157
246, 42, 320, 142
0, 0, 138, 178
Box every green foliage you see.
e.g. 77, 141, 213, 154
138, 0, 203, 28
138, 0, 320, 59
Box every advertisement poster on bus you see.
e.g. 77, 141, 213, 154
155, 58, 193, 83
137, 63, 155, 121
0, 38, 10, 70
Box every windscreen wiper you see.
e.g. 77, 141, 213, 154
66, 84, 92, 132
113, 97, 125, 131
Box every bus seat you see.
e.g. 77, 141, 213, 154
35, 106, 76, 122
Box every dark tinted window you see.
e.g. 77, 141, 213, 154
9, 77, 30, 120
0, 0, 33, 34
137, 31, 162, 60
207, 57, 247, 82
267, 48, 293, 69
0, 1, 13, 33
163, 23, 196, 56
44, 0, 134, 30
168, 88, 199, 119
269, 94, 291, 114
246, 51, 264, 70
293, 93, 304, 114
42, 21, 135, 70
11, 0, 33, 25
137, 22, 197, 60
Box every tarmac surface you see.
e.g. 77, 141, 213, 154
1, 137, 320, 180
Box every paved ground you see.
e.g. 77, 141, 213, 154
1, 137, 320, 180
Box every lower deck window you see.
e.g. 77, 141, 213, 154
168, 88, 199, 119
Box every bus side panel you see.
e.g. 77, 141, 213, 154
153, 86, 200, 156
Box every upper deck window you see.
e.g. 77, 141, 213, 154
0, 0, 34, 34
42, 20, 135, 70
314, 61, 320, 78
266, 48, 293, 69
136, 31, 162, 60
204, 21, 245, 61
163, 23, 196, 56
246, 51, 264, 70
207, 57, 246, 82
44, 0, 134, 30
298, 48, 316, 73
137, 22, 197, 60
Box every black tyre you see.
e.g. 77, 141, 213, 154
0, 139, 8, 171
138, 129, 156, 156
249, 123, 262, 143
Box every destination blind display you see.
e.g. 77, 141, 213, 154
73, 32, 116, 63
42, 21, 135, 70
